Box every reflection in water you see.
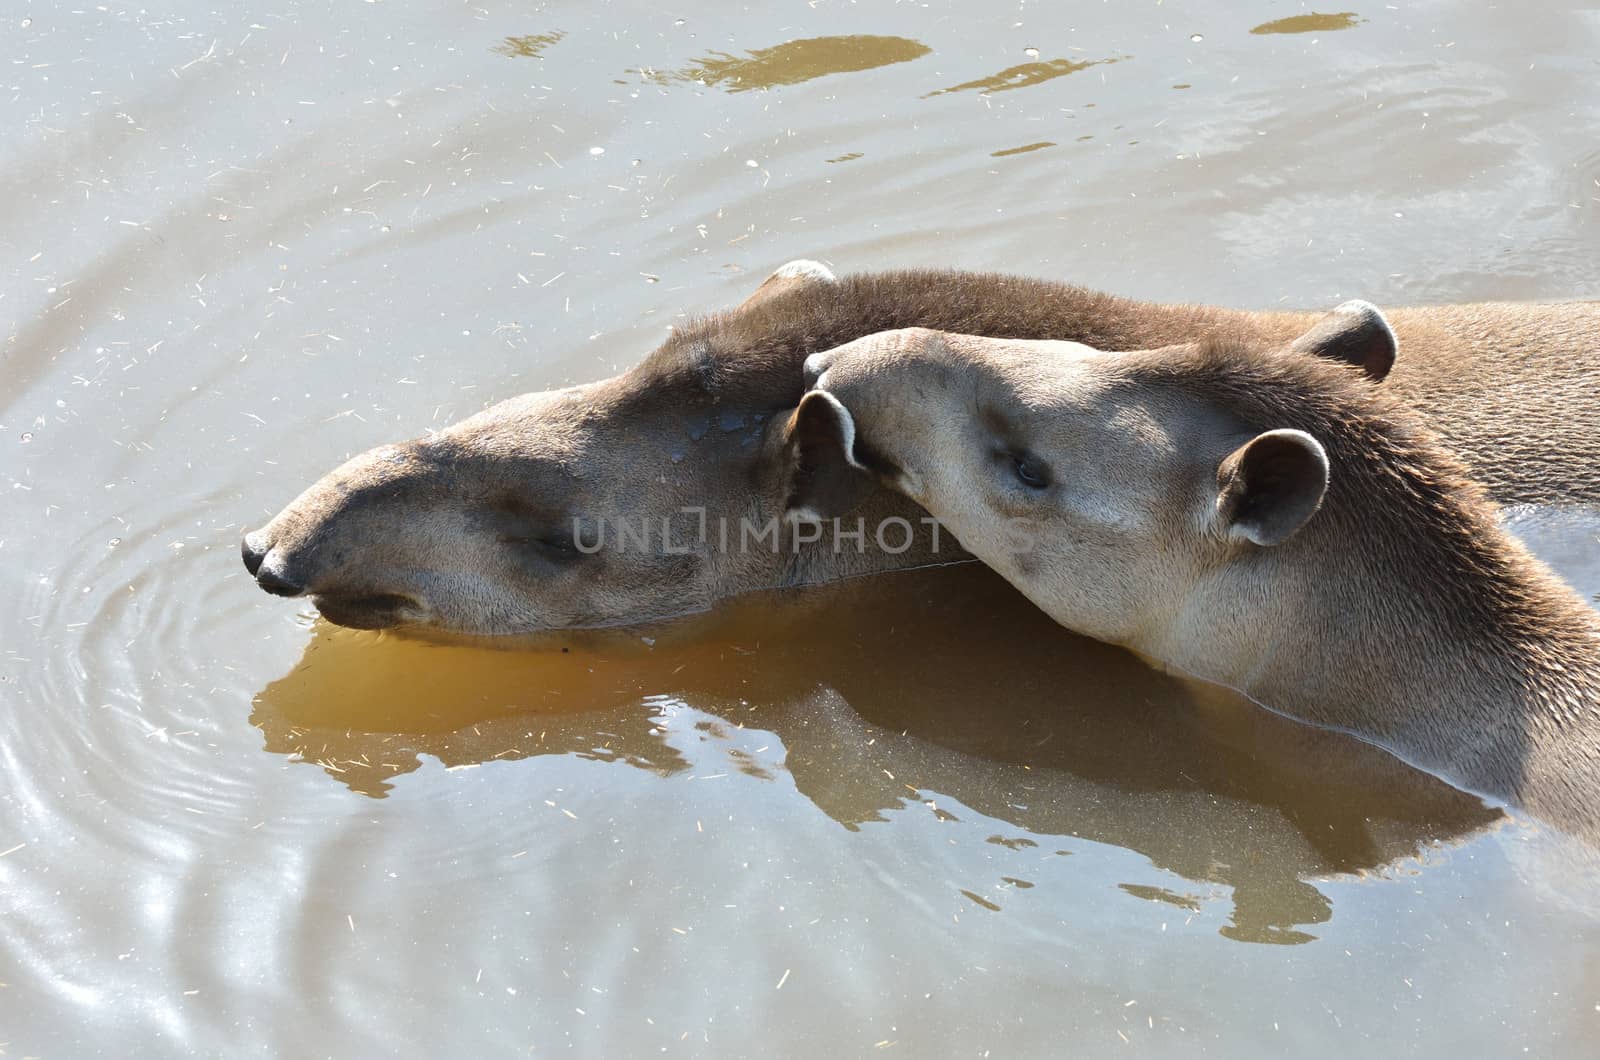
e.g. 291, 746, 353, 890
641, 35, 931, 92
253, 564, 1501, 945
8, 0, 1600, 1049
925, 57, 1118, 97
493, 31, 566, 59
992, 141, 1057, 157
1251, 13, 1364, 35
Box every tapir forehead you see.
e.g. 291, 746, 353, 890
959, 341, 1128, 412
416, 360, 777, 491
438, 385, 592, 453
982, 336, 1099, 362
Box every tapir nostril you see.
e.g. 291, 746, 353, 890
255, 567, 306, 598
241, 534, 268, 577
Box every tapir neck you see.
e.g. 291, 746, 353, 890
1163, 528, 1600, 840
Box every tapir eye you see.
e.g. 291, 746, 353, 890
505, 532, 589, 563
485, 504, 591, 561
524, 533, 575, 554
1011, 453, 1051, 490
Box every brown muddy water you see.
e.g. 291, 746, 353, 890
5, 1, 1600, 1055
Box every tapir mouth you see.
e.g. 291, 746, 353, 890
309, 591, 421, 630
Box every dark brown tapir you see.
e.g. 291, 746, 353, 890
242, 261, 1600, 636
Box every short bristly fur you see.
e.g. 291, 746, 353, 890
243, 263, 1599, 636
794, 322, 1600, 841
1139, 338, 1600, 821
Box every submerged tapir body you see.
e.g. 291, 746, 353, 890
242, 263, 1600, 635
792, 318, 1600, 841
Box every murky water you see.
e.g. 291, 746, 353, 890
5, 1, 1600, 1054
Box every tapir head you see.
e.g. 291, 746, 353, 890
240, 262, 939, 635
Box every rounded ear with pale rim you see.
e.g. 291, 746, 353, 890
1289, 300, 1397, 382
737, 260, 837, 311
1214, 429, 1329, 546
782, 390, 873, 524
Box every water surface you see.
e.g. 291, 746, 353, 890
5, 0, 1600, 1054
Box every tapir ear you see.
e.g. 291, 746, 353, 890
1288, 300, 1397, 382
782, 390, 873, 523
1214, 429, 1329, 546
737, 259, 837, 311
